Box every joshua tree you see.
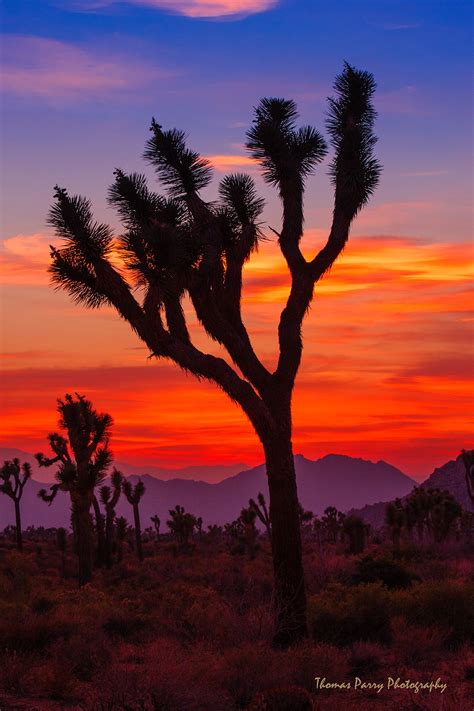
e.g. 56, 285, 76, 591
46, 64, 380, 645
249, 492, 272, 538
240, 505, 258, 557
461, 449, 474, 507
385, 499, 405, 551
424, 488, 462, 543
342, 514, 367, 554
122, 479, 146, 561
196, 516, 203, 538
151, 514, 161, 538
56, 527, 67, 577
100, 469, 123, 567
321, 506, 344, 544
116, 516, 128, 563
0, 459, 31, 552
36, 393, 113, 585
167, 504, 197, 546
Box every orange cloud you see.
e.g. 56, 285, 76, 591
0, 233, 51, 285
206, 154, 258, 171
1, 36, 167, 100
1, 232, 472, 478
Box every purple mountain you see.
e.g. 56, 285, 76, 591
0, 449, 416, 528
351, 454, 472, 529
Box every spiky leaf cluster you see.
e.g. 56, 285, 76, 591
246, 98, 327, 189
327, 62, 382, 217
144, 120, 213, 199
36, 394, 114, 501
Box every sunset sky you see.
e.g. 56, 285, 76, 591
1, 0, 473, 480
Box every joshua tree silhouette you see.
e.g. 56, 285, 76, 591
46, 63, 380, 645
122, 479, 146, 561
36, 393, 114, 585
167, 504, 197, 546
0, 458, 31, 551
100, 468, 124, 568
249, 492, 272, 538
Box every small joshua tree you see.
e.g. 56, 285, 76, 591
36, 393, 113, 585
167, 504, 197, 546
385, 499, 405, 551
100, 469, 123, 567
321, 506, 344, 544
343, 514, 368, 554
249, 492, 272, 538
151, 514, 161, 538
0, 459, 31, 552
122, 479, 146, 561
46, 63, 381, 644
240, 506, 258, 557
115, 516, 128, 563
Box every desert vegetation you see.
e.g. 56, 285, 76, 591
0, 498, 473, 710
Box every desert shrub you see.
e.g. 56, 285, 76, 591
390, 616, 447, 667
221, 643, 286, 708
0, 649, 33, 694
0, 611, 75, 652
393, 580, 474, 645
87, 638, 227, 711
348, 641, 384, 675
351, 555, 420, 589
103, 609, 150, 640
309, 583, 391, 646
50, 628, 112, 681
249, 685, 313, 710
156, 582, 236, 643
31, 594, 57, 614
0, 550, 38, 601
283, 641, 348, 691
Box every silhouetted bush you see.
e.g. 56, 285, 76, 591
393, 580, 474, 646
351, 554, 420, 589
309, 583, 392, 646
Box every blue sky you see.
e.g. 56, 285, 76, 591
1, 0, 472, 239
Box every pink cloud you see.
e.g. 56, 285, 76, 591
206, 154, 258, 172
1, 36, 167, 100
74, 0, 277, 18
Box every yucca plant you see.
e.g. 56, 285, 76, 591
249, 492, 271, 538
122, 479, 146, 561
0, 458, 31, 551
36, 393, 113, 585
100, 468, 123, 567
46, 63, 380, 644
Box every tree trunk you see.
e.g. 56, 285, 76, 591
72, 493, 93, 585
105, 508, 115, 568
263, 434, 307, 647
133, 504, 143, 561
14, 499, 23, 552
92, 495, 105, 567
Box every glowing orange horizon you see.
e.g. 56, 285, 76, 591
1, 231, 473, 479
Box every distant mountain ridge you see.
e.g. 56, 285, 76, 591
350, 454, 472, 529
0, 449, 417, 528
0, 448, 248, 484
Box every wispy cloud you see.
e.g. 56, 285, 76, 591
1, 35, 168, 101
69, 0, 277, 19
206, 154, 258, 171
